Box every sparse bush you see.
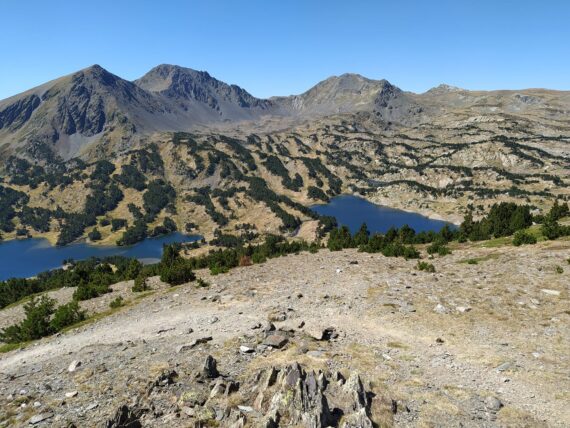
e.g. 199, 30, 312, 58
196, 278, 210, 288
555, 265, 563, 274
109, 296, 124, 309
73, 282, 112, 301
512, 230, 537, 246
416, 261, 436, 273
427, 240, 451, 256
132, 273, 151, 292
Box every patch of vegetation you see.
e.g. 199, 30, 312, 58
109, 296, 125, 309
0, 296, 85, 343
417, 261, 436, 272
88, 228, 102, 241
512, 230, 537, 246
117, 219, 148, 246
114, 164, 147, 190
307, 186, 329, 202
159, 245, 196, 285
143, 179, 176, 221
0, 257, 142, 309
459, 202, 533, 242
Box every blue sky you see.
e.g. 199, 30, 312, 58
1, 1, 569, 100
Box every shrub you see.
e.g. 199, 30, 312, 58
132, 273, 151, 292
416, 261, 436, 273
111, 218, 127, 231
0, 296, 56, 343
73, 282, 112, 301
555, 265, 564, 274
512, 230, 537, 246
160, 261, 195, 285
88, 228, 102, 241
196, 278, 210, 288
109, 296, 124, 309
427, 240, 451, 256
50, 300, 85, 331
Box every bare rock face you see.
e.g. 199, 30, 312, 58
230, 364, 375, 427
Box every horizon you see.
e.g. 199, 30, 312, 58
1, 61, 567, 103
2, 1, 570, 100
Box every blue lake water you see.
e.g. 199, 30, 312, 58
312, 195, 456, 234
0, 232, 201, 281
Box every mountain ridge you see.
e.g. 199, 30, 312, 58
1, 63, 570, 164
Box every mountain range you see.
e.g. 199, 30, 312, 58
2, 64, 570, 163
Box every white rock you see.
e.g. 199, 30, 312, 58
541, 289, 560, 296
65, 391, 78, 398
434, 304, 447, 314
68, 360, 81, 372
456, 306, 472, 313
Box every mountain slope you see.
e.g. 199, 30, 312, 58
1, 63, 570, 166
135, 64, 273, 121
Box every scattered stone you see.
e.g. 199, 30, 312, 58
263, 322, 276, 333
541, 289, 560, 296
484, 396, 504, 411
237, 405, 254, 413
85, 402, 99, 411
307, 326, 339, 341
456, 306, 472, 313
263, 334, 288, 349
495, 362, 513, 372
68, 360, 81, 372
240, 345, 255, 354
176, 336, 213, 353
251, 322, 262, 330
33, 401, 41, 408
434, 304, 448, 314
29, 413, 54, 425
202, 355, 219, 378
106, 404, 144, 427
65, 391, 78, 398
208, 316, 219, 324
181, 406, 195, 417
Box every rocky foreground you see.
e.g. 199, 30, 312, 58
0, 240, 569, 427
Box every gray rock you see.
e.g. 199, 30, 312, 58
176, 336, 213, 353
495, 362, 513, 372
263, 334, 288, 349
29, 413, 54, 425
484, 396, 503, 411
203, 355, 219, 378
85, 402, 99, 411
